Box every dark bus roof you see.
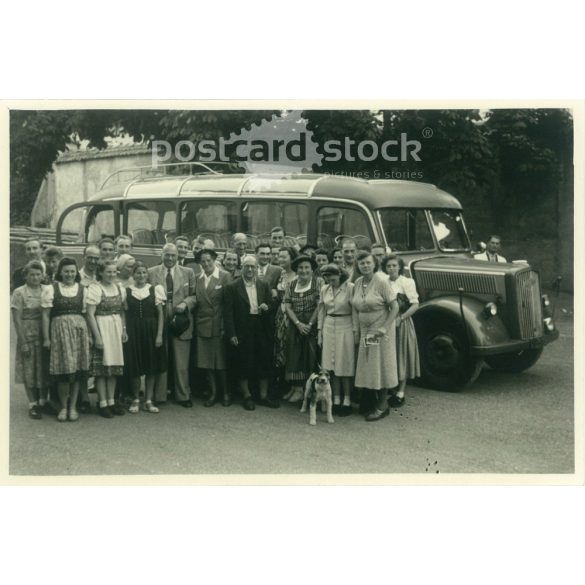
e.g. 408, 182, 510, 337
91, 173, 463, 210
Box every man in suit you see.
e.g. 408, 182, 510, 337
223, 255, 278, 410
193, 249, 232, 407
255, 243, 283, 296
174, 235, 191, 266
475, 235, 508, 263
148, 243, 197, 407
11, 237, 46, 291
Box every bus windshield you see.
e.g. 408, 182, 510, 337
429, 209, 470, 251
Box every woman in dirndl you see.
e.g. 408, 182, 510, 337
86, 260, 128, 419
352, 251, 399, 422
11, 261, 51, 419
317, 264, 356, 416
124, 261, 167, 413
283, 255, 323, 403
41, 257, 91, 422
383, 254, 420, 407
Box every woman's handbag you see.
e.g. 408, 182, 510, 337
396, 292, 411, 315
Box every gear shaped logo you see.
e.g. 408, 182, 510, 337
225, 110, 323, 174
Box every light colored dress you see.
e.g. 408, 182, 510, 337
352, 272, 398, 390
41, 282, 91, 378
11, 284, 50, 388
87, 282, 126, 376
317, 281, 356, 377
389, 275, 421, 381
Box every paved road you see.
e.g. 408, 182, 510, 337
8, 296, 575, 477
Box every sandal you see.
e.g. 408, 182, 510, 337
143, 402, 159, 413
129, 400, 140, 414
57, 408, 68, 422
68, 409, 79, 422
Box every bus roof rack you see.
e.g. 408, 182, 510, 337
100, 161, 242, 191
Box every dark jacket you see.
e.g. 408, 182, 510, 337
223, 277, 273, 341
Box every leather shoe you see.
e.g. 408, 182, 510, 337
78, 400, 91, 414
388, 394, 405, 408
178, 400, 193, 408
111, 403, 126, 416
365, 407, 390, 422
204, 397, 216, 407
258, 397, 280, 409
99, 406, 113, 419
222, 395, 232, 407
242, 397, 256, 411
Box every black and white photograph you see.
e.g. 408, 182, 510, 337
3, 103, 581, 479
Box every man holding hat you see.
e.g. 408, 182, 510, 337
148, 243, 197, 407
223, 255, 278, 410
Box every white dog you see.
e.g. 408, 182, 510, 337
300, 370, 334, 425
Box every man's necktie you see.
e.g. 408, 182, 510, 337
166, 268, 174, 303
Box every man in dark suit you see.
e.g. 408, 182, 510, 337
223, 255, 278, 410
148, 243, 197, 407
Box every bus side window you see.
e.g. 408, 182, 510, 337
316, 206, 372, 249
180, 201, 237, 249
86, 206, 118, 243
127, 201, 176, 246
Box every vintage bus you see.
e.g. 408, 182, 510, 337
50, 164, 558, 390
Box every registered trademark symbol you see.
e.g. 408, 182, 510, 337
422, 127, 433, 138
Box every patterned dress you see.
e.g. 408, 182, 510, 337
317, 281, 356, 377
274, 270, 297, 368
87, 283, 126, 377
41, 283, 91, 380
389, 275, 421, 381
284, 276, 323, 382
352, 272, 398, 390
11, 285, 50, 388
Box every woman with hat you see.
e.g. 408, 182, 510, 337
194, 248, 231, 407
124, 261, 167, 413
317, 264, 356, 416
283, 255, 323, 403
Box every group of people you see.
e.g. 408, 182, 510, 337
11, 227, 423, 424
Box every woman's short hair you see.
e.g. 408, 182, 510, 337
382, 254, 405, 275
355, 250, 379, 272
328, 247, 342, 261
96, 259, 118, 281
314, 248, 329, 258
43, 246, 63, 260
132, 260, 148, 275
98, 237, 115, 248
278, 246, 298, 262
54, 257, 81, 282
22, 260, 45, 276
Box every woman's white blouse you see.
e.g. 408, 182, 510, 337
128, 283, 166, 306
389, 275, 419, 303
41, 282, 88, 311
86, 282, 127, 306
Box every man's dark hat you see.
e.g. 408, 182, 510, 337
169, 312, 190, 337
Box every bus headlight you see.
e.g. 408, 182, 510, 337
544, 317, 555, 332
484, 302, 498, 317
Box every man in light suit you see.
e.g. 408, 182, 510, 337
475, 235, 508, 263
148, 243, 197, 407
193, 249, 232, 407
223, 255, 278, 410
